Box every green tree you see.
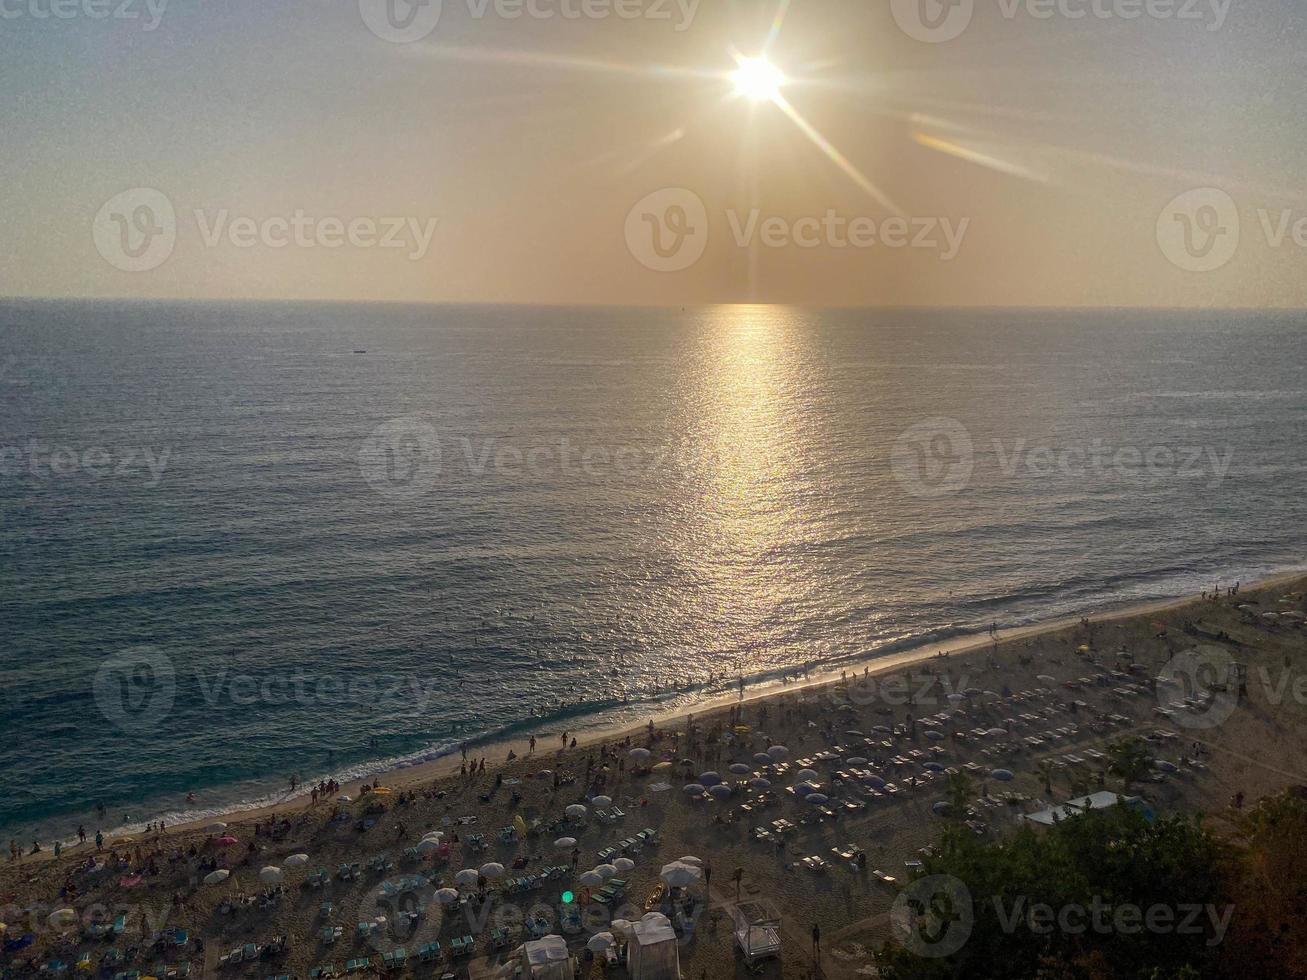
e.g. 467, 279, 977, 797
1105, 736, 1151, 790
945, 770, 975, 820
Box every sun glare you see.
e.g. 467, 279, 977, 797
732, 56, 785, 103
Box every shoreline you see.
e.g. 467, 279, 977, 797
17, 566, 1305, 858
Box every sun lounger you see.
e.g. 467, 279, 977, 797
416, 942, 441, 963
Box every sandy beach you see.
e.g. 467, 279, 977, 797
3, 572, 1306, 979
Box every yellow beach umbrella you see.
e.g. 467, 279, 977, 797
513, 814, 527, 838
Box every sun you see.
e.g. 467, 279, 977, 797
731, 55, 785, 103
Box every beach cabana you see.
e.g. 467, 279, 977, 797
732, 900, 782, 969
521, 935, 574, 980
629, 918, 679, 980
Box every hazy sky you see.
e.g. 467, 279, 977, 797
2, 0, 1304, 306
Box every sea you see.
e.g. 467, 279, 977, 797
2, 300, 1305, 844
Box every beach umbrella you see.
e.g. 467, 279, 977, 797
845, 756, 868, 766
565, 804, 587, 819
794, 768, 819, 782
682, 784, 705, 796
873, 725, 893, 734
990, 769, 1014, 782
844, 730, 864, 738
698, 771, 722, 786
767, 745, 789, 761
587, 932, 615, 953
749, 777, 771, 789
793, 783, 816, 798
924, 731, 944, 741
421, 831, 444, 843
1036, 675, 1056, 683
577, 870, 604, 888
628, 748, 651, 761
728, 763, 751, 774
753, 752, 772, 764
479, 862, 505, 879
535, 769, 553, 777
595, 864, 618, 879
651, 761, 673, 771
591, 795, 613, 808
1154, 760, 1179, 773
708, 784, 732, 800
806, 793, 829, 805
284, 853, 310, 867
614, 857, 635, 872
923, 762, 944, 772
435, 888, 460, 905
660, 862, 702, 887
204, 869, 230, 885
259, 866, 283, 885
932, 801, 951, 815
987, 727, 1007, 737
215, 835, 238, 847
866, 775, 886, 789
455, 869, 480, 887
416, 839, 443, 856
47, 909, 77, 929
678, 855, 704, 866
610, 919, 635, 938
554, 837, 577, 850
205, 822, 227, 833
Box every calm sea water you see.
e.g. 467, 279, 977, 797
2, 300, 1305, 841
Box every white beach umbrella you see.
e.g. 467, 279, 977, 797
682, 783, 705, 796
728, 763, 752, 774
565, 804, 587, 819
479, 862, 505, 879
204, 869, 230, 885
594, 863, 618, 879
749, 777, 771, 789
577, 870, 604, 887
205, 822, 227, 833
587, 932, 615, 952
421, 831, 444, 842
455, 869, 480, 887
708, 784, 732, 799
283, 853, 310, 867
660, 862, 702, 887
416, 839, 443, 856
628, 748, 651, 761
767, 745, 789, 761
435, 888, 460, 905
845, 756, 868, 766
48, 909, 77, 929
614, 857, 635, 872
259, 866, 283, 885
794, 769, 819, 782
677, 855, 703, 866
554, 837, 577, 850
591, 795, 613, 808
753, 752, 772, 764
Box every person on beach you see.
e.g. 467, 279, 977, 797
77, 825, 86, 844
811, 923, 821, 961
95, 830, 103, 850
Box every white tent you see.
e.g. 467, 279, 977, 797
629, 918, 680, 980
522, 935, 574, 980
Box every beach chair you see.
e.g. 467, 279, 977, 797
416, 942, 441, 963
610, 806, 626, 820
401, 847, 419, 864
597, 846, 618, 862
320, 926, 342, 945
